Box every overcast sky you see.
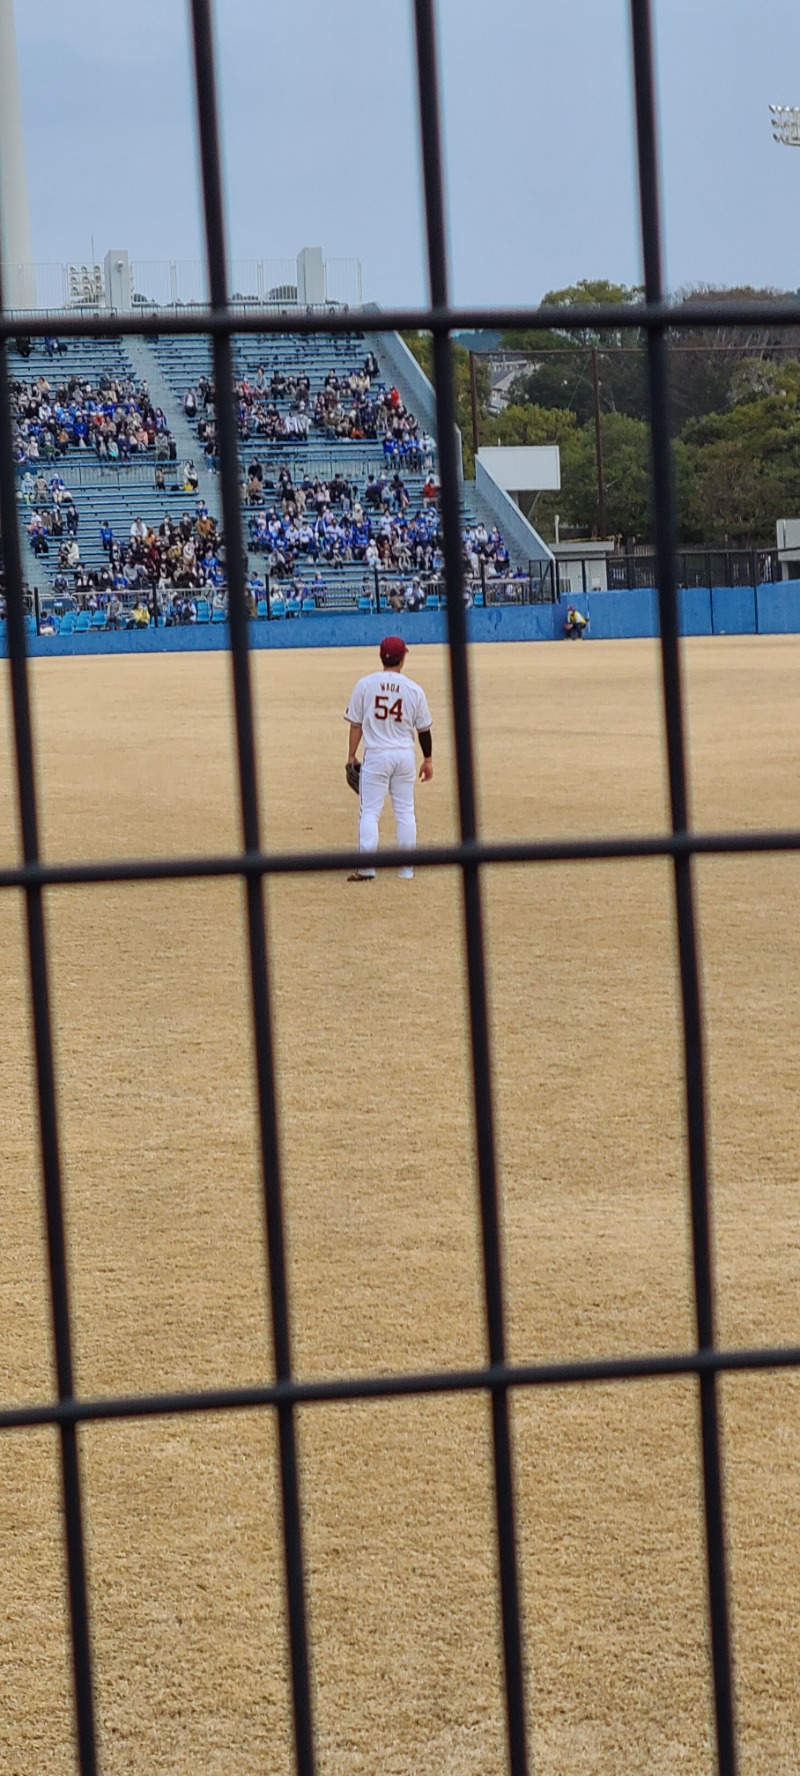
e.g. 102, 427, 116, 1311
12, 0, 800, 305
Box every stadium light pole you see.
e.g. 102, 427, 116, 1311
770, 104, 800, 147
0, 0, 35, 310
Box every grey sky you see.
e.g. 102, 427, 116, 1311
14, 0, 800, 305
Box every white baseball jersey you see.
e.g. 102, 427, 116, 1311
344, 670, 432, 753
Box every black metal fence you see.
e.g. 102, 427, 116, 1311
367, 567, 556, 611
554, 547, 780, 598
606, 548, 779, 593
254, 566, 556, 616
6, 3, 800, 1774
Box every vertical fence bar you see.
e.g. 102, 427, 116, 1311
411, 4, 530, 1774
628, 4, 737, 1772
186, 6, 315, 1776
0, 288, 98, 1773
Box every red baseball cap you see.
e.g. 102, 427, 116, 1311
380, 635, 407, 666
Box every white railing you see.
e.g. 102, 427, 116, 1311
5, 257, 364, 315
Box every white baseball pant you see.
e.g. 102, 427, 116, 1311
358, 747, 417, 878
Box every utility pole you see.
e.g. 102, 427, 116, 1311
468, 350, 480, 458
0, 0, 36, 309
591, 348, 606, 539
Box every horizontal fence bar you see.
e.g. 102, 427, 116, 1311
1, 826, 800, 894
3, 1339, 800, 1434
6, 299, 800, 342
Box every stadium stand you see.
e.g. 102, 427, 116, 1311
9, 347, 175, 465
10, 330, 543, 624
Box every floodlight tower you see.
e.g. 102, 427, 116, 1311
770, 104, 800, 147
0, 0, 35, 310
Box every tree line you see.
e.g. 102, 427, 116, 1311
404, 278, 800, 547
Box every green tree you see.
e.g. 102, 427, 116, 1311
664, 285, 800, 432
502, 278, 642, 353
675, 362, 800, 544
405, 284, 800, 547
501, 279, 649, 426
560, 414, 652, 541
477, 405, 652, 542
480, 403, 578, 449
502, 279, 800, 435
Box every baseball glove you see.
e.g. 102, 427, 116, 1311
345, 760, 361, 794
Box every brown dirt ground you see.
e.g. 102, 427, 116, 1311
2, 636, 800, 1776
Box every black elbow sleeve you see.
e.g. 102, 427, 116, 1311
418, 729, 432, 759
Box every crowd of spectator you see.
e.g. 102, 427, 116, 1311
243, 462, 510, 583
19, 455, 511, 613
381, 564, 531, 613
462, 520, 511, 579
10, 369, 176, 466
19, 472, 80, 560
21, 473, 513, 634
39, 584, 229, 632
33, 503, 227, 616
186, 353, 434, 469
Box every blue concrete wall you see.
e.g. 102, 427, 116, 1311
556, 583, 791, 639
710, 587, 757, 635
7, 583, 800, 660
755, 585, 800, 633
679, 588, 713, 635
573, 589, 659, 639
566, 587, 714, 638
2, 604, 561, 660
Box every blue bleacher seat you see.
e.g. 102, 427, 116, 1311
256, 599, 268, 619
473, 591, 485, 607
212, 606, 227, 623
90, 609, 106, 629
195, 598, 211, 623
301, 598, 316, 613
357, 595, 372, 611
0, 618, 7, 640
59, 612, 75, 635
270, 600, 286, 618
74, 611, 91, 632
24, 612, 37, 635
285, 598, 301, 616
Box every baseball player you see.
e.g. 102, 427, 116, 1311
344, 635, 433, 881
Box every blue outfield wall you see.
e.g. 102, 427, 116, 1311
6, 583, 800, 659
710, 586, 757, 635
1, 604, 559, 659
754, 584, 800, 633
555, 582, 798, 638
679, 588, 713, 636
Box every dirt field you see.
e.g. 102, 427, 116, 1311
3, 636, 800, 1776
